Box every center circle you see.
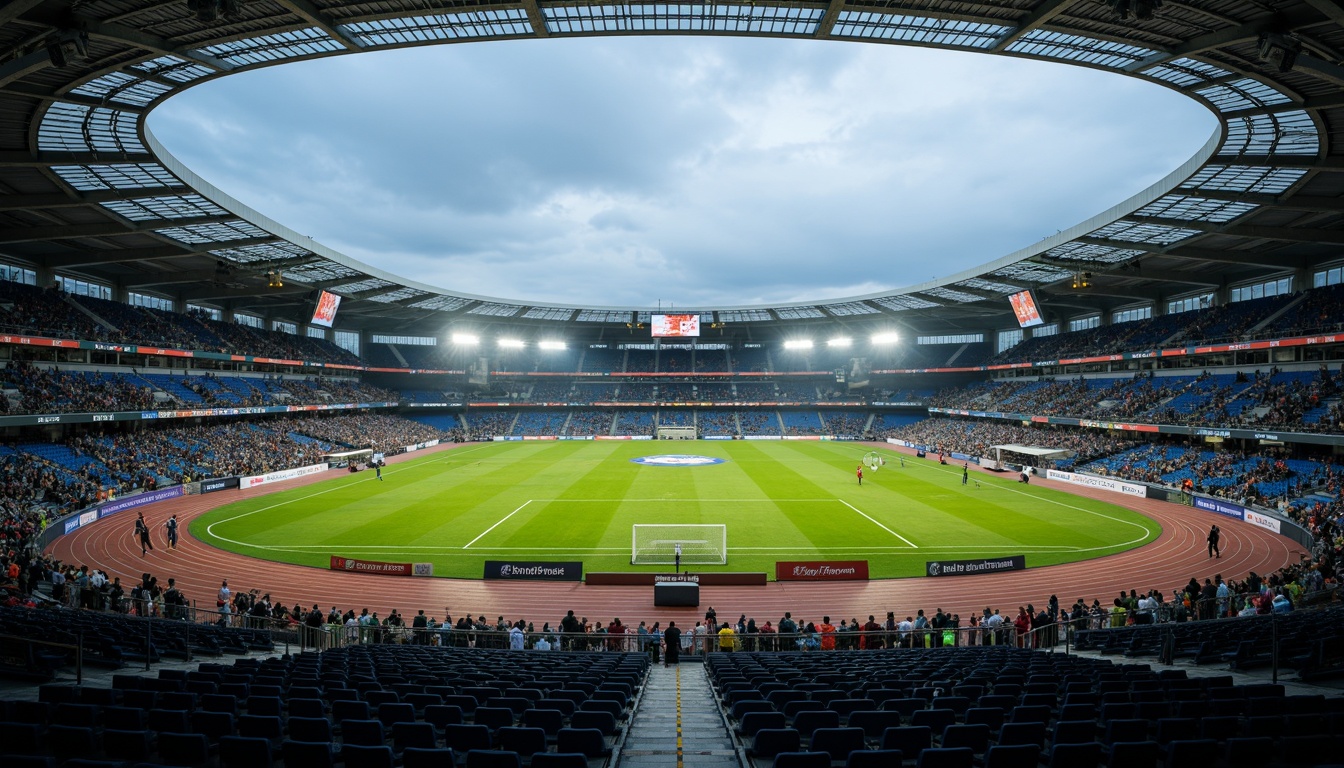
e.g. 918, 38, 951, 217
630, 454, 728, 466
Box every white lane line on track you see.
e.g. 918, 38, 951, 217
223, 544, 1081, 554
202, 443, 493, 548
462, 500, 533, 549
882, 449, 1158, 550
838, 499, 919, 548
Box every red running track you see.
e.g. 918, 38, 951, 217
47, 442, 1307, 627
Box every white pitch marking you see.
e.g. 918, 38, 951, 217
838, 499, 918, 548
462, 500, 533, 549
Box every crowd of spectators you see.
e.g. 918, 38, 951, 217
565, 410, 613, 436
464, 411, 515, 440
0, 282, 106, 341
821, 411, 867, 435
0, 362, 396, 416
697, 410, 737, 435
2, 362, 155, 415
614, 384, 655, 401
738, 410, 775, 435
615, 411, 654, 435
12, 535, 1329, 657
511, 412, 568, 436
881, 417, 1139, 467
782, 411, 823, 435
0, 280, 363, 365
0, 414, 452, 554
283, 414, 443, 453
523, 380, 572, 402
984, 286, 1344, 368
927, 366, 1344, 434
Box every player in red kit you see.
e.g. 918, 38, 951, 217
856, 465, 863, 486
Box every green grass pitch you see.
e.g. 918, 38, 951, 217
190, 441, 1161, 579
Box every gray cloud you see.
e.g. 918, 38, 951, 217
149, 37, 1214, 307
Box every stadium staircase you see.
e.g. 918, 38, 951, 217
619, 663, 739, 768
944, 342, 972, 366
1251, 293, 1308, 335
63, 293, 119, 336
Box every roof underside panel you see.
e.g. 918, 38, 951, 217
717, 308, 773, 322
1006, 29, 1155, 69
212, 241, 313, 264
157, 220, 273, 244
71, 72, 173, 108
2, 0, 1343, 338
1045, 242, 1144, 264
832, 13, 1010, 47
822, 301, 880, 316
53, 163, 180, 191
343, 10, 532, 44
521, 306, 577, 320
774, 306, 826, 319
100, 194, 230, 221
197, 28, 345, 65
872, 295, 939, 311
543, 4, 823, 35
38, 104, 145, 153
1181, 165, 1309, 195
576, 309, 633, 322
409, 294, 474, 311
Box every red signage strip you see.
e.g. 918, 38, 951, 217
330, 556, 413, 576
775, 560, 869, 581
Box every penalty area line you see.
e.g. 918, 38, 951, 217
463, 500, 533, 549
838, 499, 918, 548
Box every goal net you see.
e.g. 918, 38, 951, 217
657, 426, 696, 440
631, 524, 727, 565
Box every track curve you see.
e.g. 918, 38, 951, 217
47, 442, 1306, 627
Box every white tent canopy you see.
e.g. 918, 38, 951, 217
323, 448, 373, 461
990, 444, 1074, 468
991, 444, 1074, 459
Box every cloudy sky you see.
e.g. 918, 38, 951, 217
149, 37, 1214, 309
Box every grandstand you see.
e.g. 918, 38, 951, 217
5, 1, 1344, 765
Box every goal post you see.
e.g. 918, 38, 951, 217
631, 524, 727, 565
657, 425, 696, 440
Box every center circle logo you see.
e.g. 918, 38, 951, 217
630, 454, 727, 467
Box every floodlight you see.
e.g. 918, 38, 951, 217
1258, 32, 1301, 73
783, 340, 813, 350
871, 332, 899, 345
538, 340, 566, 350
827, 337, 852, 348
498, 338, 525, 349
451, 333, 479, 346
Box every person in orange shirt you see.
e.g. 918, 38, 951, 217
819, 616, 837, 650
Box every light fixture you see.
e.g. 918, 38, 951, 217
265, 270, 283, 288
451, 333, 479, 346
498, 338, 525, 349
538, 340, 566, 351
826, 337, 852, 348
1258, 32, 1301, 73
45, 30, 89, 68
783, 339, 813, 350
1071, 271, 1092, 290
1105, 0, 1161, 21
871, 332, 899, 345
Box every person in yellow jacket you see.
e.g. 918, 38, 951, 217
717, 622, 736, 653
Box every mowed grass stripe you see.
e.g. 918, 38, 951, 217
191, 441, 1162, 578
496, 443, 642, 550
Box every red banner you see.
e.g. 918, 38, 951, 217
775, 560, 869, 581
330, 556, 413, 576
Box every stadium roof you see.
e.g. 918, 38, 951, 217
3, 0, 1344, 339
